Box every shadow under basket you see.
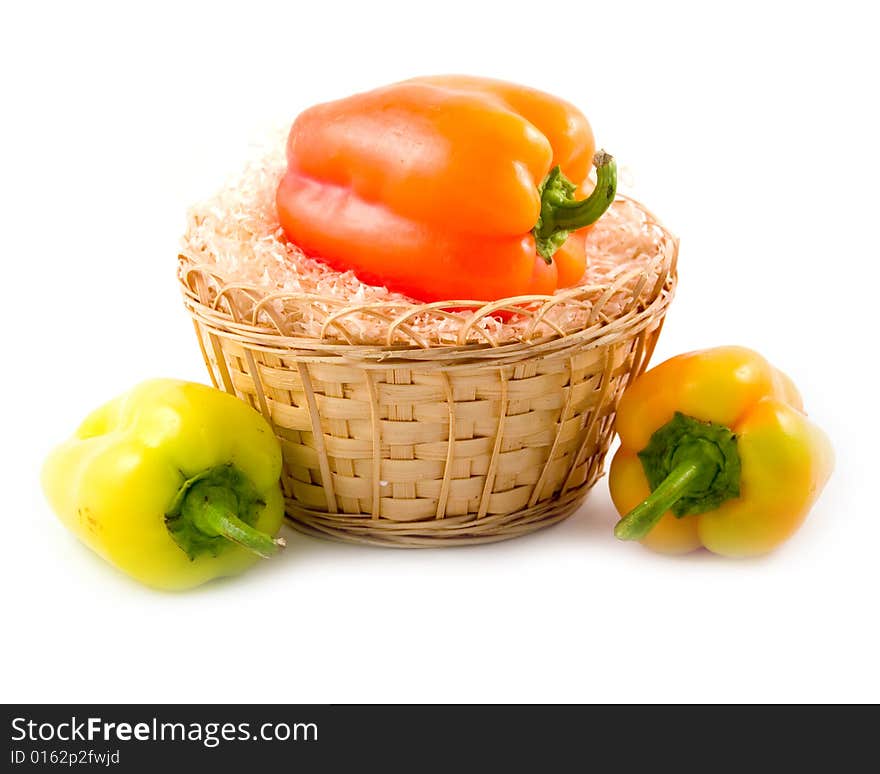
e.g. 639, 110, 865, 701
179, 199, 677, 547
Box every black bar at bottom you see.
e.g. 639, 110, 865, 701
2, 704, 854, 770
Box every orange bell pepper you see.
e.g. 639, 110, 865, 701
609, 347, 834, 557
276, 75, 616, 303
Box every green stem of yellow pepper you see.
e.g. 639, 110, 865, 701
165, 463, 284, 560
614, 413, 742, 542
183, 482, 285, 558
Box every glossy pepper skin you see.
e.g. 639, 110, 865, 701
42, 380, 285, 590
609, 347, 834, 557
276, 75, 617, 303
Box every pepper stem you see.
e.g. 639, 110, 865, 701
614, 460, 708, 541
533, 150, 617, 261
165, 464, 284, 560
613, 412, 743, 544
184, 482, 285, 558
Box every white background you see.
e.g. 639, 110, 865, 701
2, 0, 877, 703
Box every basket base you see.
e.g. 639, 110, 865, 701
283, 481, 594, 548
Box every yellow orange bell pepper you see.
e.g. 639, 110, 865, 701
609, 347, 834, 557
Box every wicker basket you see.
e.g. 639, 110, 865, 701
178, 198, 677, 547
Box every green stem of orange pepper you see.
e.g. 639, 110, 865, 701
534, 151, 617, 261
614, 460, 706, 541
614, 412, 742, 542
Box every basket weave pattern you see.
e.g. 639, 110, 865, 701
179, 200, 677, 547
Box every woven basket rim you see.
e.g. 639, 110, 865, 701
179, 194, 677, 355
